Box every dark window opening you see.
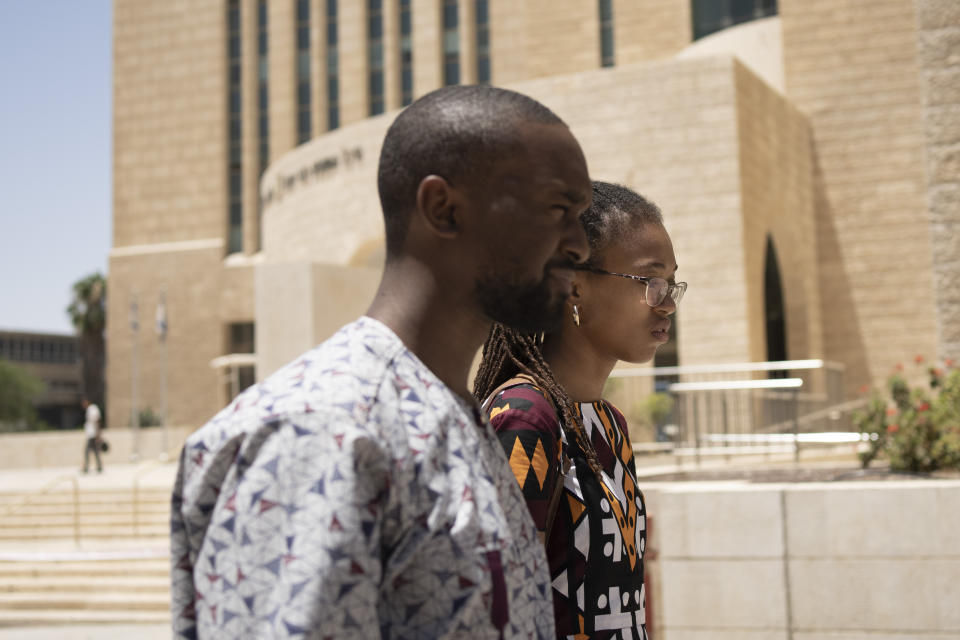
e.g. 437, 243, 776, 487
327, 0, 340, 129
227, 0, 243, 254
369, 0, 385, 115
443, 0, 459, 85
764, 235, 788, 377
400, 0, 413, 104
692, 0, 778, 40
475, 0, 490, 83
296, 0, 312, 143
599, 0, 614, 67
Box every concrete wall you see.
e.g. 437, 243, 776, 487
107, 245, 255, 429
0, 427, 194, 471
734, 60, 822, 364
678, 16, 785, 94
645, 479, 960, 639
258, 55, 820, 379
255, 261, 380, 379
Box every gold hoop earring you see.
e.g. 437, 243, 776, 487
572, 305, 581, 327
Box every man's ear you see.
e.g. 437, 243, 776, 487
569, 280, 583, 301
415, 175, 460, 239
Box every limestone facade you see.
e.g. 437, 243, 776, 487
111, 0, 957, 428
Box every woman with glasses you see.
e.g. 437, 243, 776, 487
474, 181, 684, 640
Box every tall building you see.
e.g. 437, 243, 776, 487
110, 0, 959, 429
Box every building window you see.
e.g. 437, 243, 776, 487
327, 0, 340, 129
369, 0, 385, 115
399, 0, 413, 105
442, 0, 459, 86
226, 322, 256, 400
258, 0, 269, 174
692, 0, 778, 41
257, 0, 269, 252
475, 0, 490, 83
599, 0, 614, 67
227, 0, 243, 254
296, 0, 311, 144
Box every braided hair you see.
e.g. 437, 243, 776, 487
473, 181, 663, 478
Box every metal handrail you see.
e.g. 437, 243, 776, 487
610, 359, 842, 377
131, 450, 179, 536
0, 474, 81, 547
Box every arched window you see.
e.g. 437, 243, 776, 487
764, 235, 787, 370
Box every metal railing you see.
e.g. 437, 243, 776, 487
609, 359, 853, 462
0, 474, 80, 547
131, 448, 180, 536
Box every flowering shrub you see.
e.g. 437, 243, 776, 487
854, 359, 960, 472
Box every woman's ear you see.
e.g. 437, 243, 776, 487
415, 175, 460, 239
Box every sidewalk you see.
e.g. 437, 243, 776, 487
0, 459, 178, 494
0, 624, 170, 639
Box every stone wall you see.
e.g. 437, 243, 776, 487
915, 0, 960, 363
646, 479, 960, 638
780, 0, 939, 391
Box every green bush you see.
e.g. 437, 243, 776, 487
854, 358, 960, 472
631, 392, 675, 429
136, 406, 163, 427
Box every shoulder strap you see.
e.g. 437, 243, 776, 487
480, 373, 544, 413
481, 374, 570, 545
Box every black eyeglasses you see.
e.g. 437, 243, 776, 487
578, 267, 687, 307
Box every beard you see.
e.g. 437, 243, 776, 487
475, 267, 569, 334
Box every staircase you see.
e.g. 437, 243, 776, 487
0, 484, 172, 626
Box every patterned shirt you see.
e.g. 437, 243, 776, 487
488, 383, 648, 640
171, 317, 555, 639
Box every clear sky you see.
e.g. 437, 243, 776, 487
0, 0, 112, 335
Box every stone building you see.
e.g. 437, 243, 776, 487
0, 331, 83, 429
109, 0, 959, 429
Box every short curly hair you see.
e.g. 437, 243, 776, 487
377, 85, 565, 259
581, 181, 663, 268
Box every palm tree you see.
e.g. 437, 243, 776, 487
67, 272, 107, 417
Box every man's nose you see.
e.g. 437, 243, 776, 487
561, 217, 590, 265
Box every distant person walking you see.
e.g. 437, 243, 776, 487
81, 398, 103, 473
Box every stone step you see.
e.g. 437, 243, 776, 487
1, 575, 169, 594
0, 561, 168, 579
3, 513, 169, 528
0, 608, 171, 626
0, 591, 169, 611
0, 489, 172, 501
0, 526, 169, 541
2, 503, 170, 516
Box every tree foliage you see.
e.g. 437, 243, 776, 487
67, 272, 107, 412
0, 358, 45, 432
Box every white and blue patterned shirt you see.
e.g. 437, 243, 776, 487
171, 317, 555, 639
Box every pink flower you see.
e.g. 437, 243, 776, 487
894, 363, 904, 372
918, 402, 930, 412
859, 384, 870, 394
887, 424, 899, 434
946, 358, 955, 368
915, 355, 925, 364
886, 408, 898, 417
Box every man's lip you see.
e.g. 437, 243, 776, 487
549, 266, 575, 286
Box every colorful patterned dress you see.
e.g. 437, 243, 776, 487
487, 383, 648, 640
171, 318, 555, 639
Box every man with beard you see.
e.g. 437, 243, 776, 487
171, 85, 591, 639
